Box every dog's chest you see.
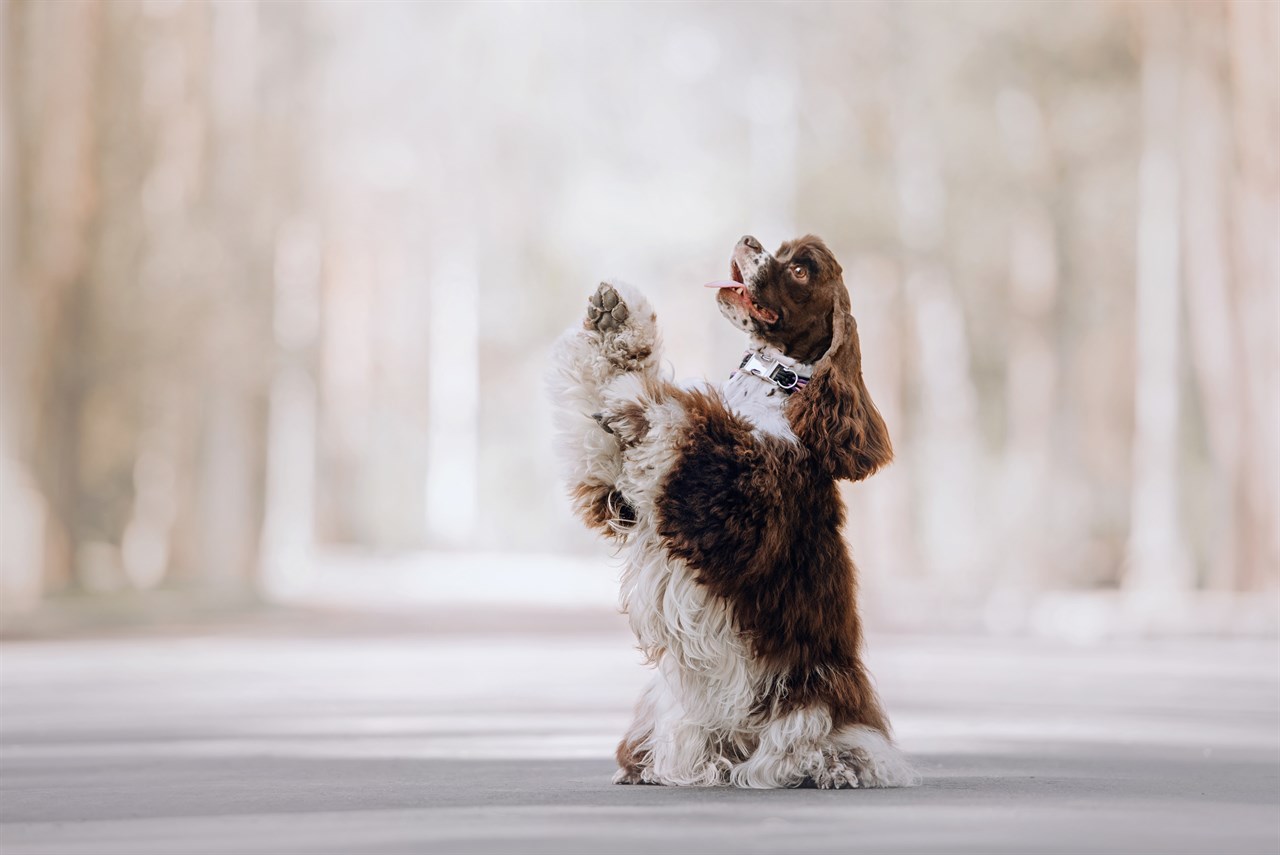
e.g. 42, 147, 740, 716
721, 373, 796, 441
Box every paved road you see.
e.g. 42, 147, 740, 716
1, 618, 1277, 854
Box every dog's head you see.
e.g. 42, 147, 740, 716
714, 234, 848, 365
713, 234, 892, 481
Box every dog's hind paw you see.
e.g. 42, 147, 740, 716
612, 767, 648, 785
802, 752, 862, 789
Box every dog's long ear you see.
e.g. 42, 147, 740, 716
786, 287, 893, 481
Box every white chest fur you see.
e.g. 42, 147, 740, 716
718, 347, 808, 442
721, 374, 794, 441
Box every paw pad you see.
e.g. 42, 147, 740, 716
587, 283, 630, 332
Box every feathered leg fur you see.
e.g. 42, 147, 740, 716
547, 281, 662, 537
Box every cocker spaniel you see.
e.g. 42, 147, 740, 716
549, 234, 917, 789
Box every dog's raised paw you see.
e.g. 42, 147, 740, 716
586, 282, 632, 333
581, 280, 658, 371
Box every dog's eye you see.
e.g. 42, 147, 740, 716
790, 264, 809, 282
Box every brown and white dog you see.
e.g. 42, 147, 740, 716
548, 235, 917, 788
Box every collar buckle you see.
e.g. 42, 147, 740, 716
736, 351, 810, 394
771, 364, 800, 390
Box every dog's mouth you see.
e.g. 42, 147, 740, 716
706, 261, 778, 324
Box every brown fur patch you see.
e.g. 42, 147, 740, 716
786, 308, 893, 482
572, 481, 635, 539
615, 731, 653, 779
598, 400, 651, 448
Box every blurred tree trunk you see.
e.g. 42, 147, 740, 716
7, 0, 104, 595
1140, 0, 1279, 598
1224, 0, 1280, 592
996, 88, 1060, 595
1126, 0, 1192, 603
1181, 2, 1241, 591
890, 5, 987, 595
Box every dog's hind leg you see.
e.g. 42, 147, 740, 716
830, 723, 920, 788
645, 666, 732, 787
613, 674, 661, 784
548, 281, 661, 537
615, 664, 734, 787
730, 706, 845, 789
730, 706, 919, 789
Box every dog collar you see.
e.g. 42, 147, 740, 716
734, 350, 811, 393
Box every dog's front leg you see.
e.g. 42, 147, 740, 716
548, 282, 661, 537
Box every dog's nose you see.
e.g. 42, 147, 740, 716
739, 235, 763, 252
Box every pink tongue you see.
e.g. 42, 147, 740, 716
704, 280, 743, 289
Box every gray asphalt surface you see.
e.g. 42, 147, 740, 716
1, 619, 1277, 854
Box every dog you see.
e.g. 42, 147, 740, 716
548, 234, 917, 788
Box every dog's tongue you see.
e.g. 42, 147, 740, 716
704, 280, 743, 289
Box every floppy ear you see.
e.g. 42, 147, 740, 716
785, 288, 893, 481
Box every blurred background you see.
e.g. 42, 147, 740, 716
1, 0, 1277, 638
